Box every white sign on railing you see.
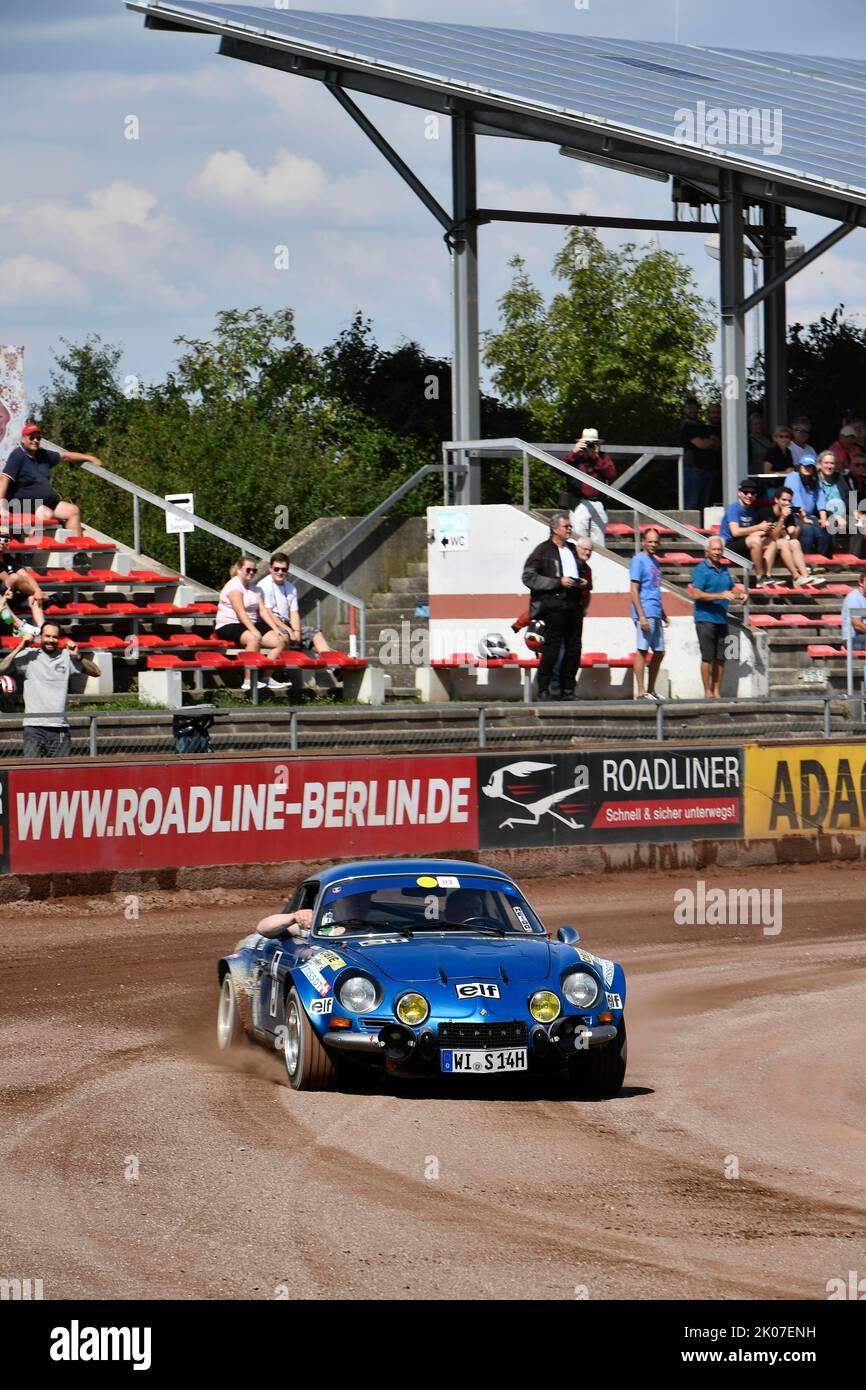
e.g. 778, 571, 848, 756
164, 493, 194, 535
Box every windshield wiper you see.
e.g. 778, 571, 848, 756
324, 919, 414, 937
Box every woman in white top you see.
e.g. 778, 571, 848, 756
214, 556, 287, 657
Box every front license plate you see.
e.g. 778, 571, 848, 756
441, 1048, 528, 1074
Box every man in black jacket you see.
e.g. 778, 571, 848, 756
522, 512, 588, 701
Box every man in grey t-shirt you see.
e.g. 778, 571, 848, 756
0, 622, 100, 757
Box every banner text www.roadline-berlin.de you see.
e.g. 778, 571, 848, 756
6, 757, 477, 873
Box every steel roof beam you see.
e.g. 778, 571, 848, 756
739, 219, 857, 312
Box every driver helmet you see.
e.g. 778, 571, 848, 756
524, 617, 545, 652
477, 631, 512, 661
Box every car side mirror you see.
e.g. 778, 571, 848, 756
557, 925, 581, 944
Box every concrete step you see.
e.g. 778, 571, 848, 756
405, 561, 428, 579
363, 595, 428, 617
386, 575, 428, 596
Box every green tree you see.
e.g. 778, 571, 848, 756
484, 229, 717, 445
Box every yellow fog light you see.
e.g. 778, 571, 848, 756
530, 990, 561, 1023
396, 992, 429, 1026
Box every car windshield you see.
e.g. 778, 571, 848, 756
312, 874, 544, 937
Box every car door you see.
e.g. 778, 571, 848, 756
253, 881, 320, 1037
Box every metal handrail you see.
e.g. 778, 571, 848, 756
451, 441, 686, 510
441, 438, 752, 619
79, 461, 367, 654
307, 463, 439, 578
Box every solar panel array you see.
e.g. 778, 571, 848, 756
134, 3, 866, 202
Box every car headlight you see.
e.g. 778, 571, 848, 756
396, 992, 429, 1026
562, 971, 600, 1009
529, 990, 561, 1023
338, 975, 378, 1013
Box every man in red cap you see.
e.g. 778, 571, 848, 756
0, 423, 102, 536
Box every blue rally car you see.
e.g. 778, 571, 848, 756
216, 860, 627, 1096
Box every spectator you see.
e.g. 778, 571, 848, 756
522, 511, 585, 702
789, 417, 812, 466
719, 480, 772, 586
768, 486, 824, 588
816, 450, 846, 545
842, 572, 866, 652
838, 452, 866, 558
748, 411, 773, 471
214, 554, 287, 692
690, 536, 744, 697
0, 526, 45, 630
761, 424, 796, 474
783, 454, 832, 558
629, 527, 668, 699
681, 398, 721, 513
825, 424, 860, 469
254, 551, 333, 656
0, 423, 102, 537
0, 622, 100, 757
851, 417, 866, 449
550, 536, 593, 696
560, 429, 616, 544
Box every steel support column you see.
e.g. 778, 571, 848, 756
451, 112, 481, 505
762, 202, 787, 430
719, 173, 747, 504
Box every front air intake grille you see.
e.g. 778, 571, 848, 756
438, 1021, 527, 1050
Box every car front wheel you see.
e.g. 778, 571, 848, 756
567, 1019, 627, 1098
283, 988, 337, 1091
217, 973, 243, 1050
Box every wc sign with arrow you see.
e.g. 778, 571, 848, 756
437, 509, 469, 551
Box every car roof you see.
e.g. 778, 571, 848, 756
315, 860, 515, 889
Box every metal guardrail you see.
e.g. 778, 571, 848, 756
494, 442, 686, 511
0, 695, 848, 757
441, 437, 753, 620
79, 462, 368, 655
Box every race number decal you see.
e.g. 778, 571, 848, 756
455, 982, 500, 999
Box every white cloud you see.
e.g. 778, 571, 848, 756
0, 255, 89, 308
195, 149, 329, 211
193, 147, 421, 227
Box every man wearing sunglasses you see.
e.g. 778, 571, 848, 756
0, 423, 102, 537
719, 480, 773, 586
255, 551, 331, 655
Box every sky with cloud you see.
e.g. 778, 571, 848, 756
4, 0, 866, 410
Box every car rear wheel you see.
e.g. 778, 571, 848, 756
217, 973, 243, 1050
283, 988, 337, 1091
567, 1020, 627, 1098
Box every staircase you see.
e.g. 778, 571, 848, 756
333, 557, 428, 699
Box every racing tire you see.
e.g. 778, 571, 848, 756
567, 1020, 627, 1098
283, 988, 337, 1092
217, 972, 243, 1050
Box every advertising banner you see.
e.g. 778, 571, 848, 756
0, 345, 26, 465
7, 755, 478, 874
478, 747, 743, 848
745, 743, 866, 837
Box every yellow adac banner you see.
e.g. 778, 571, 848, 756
745, 743, 866, 837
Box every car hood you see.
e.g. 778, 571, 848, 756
343, 934, 553, 984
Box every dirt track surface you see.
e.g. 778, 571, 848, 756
2, 864, 865, 1301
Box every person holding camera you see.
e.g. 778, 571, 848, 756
771, 486, 825, 587
560, 428, 616, 544
0, 622, 100, 757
